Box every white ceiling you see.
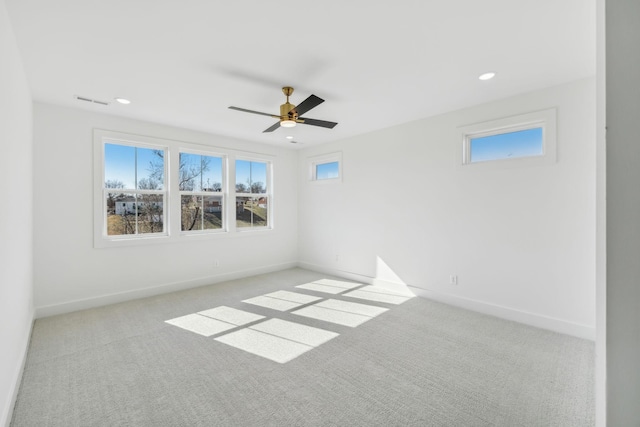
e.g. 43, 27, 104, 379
6, 0, 595, 148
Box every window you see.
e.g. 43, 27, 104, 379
179, 152, 225, 232
309, 152, 342, 182
235, 159, 270, 229
315, 161, 340, 180
469, 127, 543, 163
103, 142, 167, 237
460, 108, 556, 167
94, 129, 274, 247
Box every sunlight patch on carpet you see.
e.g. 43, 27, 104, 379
215, 328, 314, 364
250, 318, 339, 347
296, 282, 349, 294
242, 295, 302, 311
265, 290, 323, 304
197, 306, 265, 325
165, 314, 237, 337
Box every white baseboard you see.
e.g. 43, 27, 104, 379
34, 260, 596, 341
35, 261, 298, 318
298, 262, 595, 341
409, 286, 595, 341
2, 310, 34, 427
297, 262, 378, 286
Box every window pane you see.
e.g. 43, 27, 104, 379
181, 195, 202, 231
202, 157, 223, 192
316, 161, 339, 180
202, 195, 223, 230
236, 196, 268, 228
106, 193, 135, 235
179, 153, 223, 192
106, 193, 164, 235
470, 127, 543, 163
137, 194, 164, 234
235, 160, 250, 193
104, 143, 164, 190
137, 148, 164, 190
181, 195, 223, 231
236, 160, 267, 194
105, 144, 135, 189
249, 162, 267, 193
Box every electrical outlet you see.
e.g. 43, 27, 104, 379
449, 275, 458, 285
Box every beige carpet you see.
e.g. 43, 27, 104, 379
11, 268, 594, 426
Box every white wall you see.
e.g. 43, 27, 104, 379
605, 0, 640, 423
298, 78, 596, 339
0, 1, 34, 425
595, 0, 606, 424
32, 103, 298, 316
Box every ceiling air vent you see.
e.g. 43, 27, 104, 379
74, 95, 110, 106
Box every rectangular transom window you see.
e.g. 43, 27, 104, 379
460, 108, 556, 167
469, 127, 543, 163
235, 159, 271, 229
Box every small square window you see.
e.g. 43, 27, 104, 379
309, 152, 342, 182
315, 161, 340, 180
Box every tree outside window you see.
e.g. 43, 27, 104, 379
235, 160, 269, 228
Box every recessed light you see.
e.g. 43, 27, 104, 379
286, 136, 294, 140
479, 72, 496, 81
115, 97, 131, 105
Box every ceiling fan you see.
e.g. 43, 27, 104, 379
229, 87, 338, 133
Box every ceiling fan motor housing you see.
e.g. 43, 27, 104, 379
280, 86, 297, 120
281, 102, 297, 119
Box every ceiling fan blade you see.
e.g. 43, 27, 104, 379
299, 117, 338, 129
263, 121, 281, 133
289, 94, 324, 116
229, 106, 280, 119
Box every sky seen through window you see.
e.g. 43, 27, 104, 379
470, 127, 543, 163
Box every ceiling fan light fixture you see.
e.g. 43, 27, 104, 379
280, 119, 296, 128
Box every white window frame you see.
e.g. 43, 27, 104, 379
94, 129, 275, 248
178, 149, 227, 235
459, 108, 557, 169
94, 131, 169, 247
234, 157, 273, 231
308, 152, 342, 183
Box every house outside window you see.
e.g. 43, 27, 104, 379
94, 130, 274, 248
103, 142, 167, 237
